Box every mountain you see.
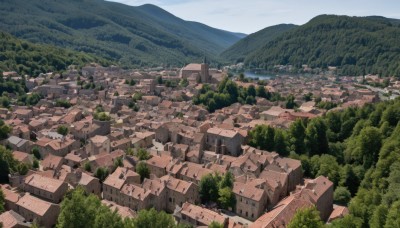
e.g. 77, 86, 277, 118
0, 31, 111, 76
220, 24, 297, 63
244, 15, 400, 76
0, 0, 243, 67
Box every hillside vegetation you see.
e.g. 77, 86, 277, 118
0, 32, 111, 76
221, 24, 297, 63
0, 0, 243, 67
244, 15, 400, 77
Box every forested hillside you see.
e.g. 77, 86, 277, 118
244, 15, 400, 77
0, 32, 111, 76
0, 0, 243, 67
221, 24, 297, 63
248, 98, 400, 227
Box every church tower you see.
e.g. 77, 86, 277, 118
200, 56, 209, 83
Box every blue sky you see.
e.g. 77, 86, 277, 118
109, 0, 400, 34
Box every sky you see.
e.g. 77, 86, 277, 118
108, 0, 400, 34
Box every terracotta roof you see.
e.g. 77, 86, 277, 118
182, 64, 202, 71
160, 175, 192, 194
103, 167, 139, 190
24, 173, 65, 193
16, 194, 57, 216
180, 202, 226, 226
233, 182, 265, 202
0, 210, 28, 228
12, 151, 29, 163
146, 155, 172, 169
42, 154, 64, 170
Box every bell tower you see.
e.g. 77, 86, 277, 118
200, 56, 209, 83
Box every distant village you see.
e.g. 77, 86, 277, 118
1, 61, 399, 228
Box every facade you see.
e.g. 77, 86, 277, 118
206, 128, 244, 156
23, 173, 68, 203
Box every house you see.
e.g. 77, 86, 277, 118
87, 150, 125, 172
1, 185, 20, 212
6, 136, 30, 153
101, 200, 137, 219
0, 210, 30, 228
41, 154, 64, 171
23, 173, 68, 203
179, 59, 211, 83
160, 175, 199, 213
174, 202, 227, 227
233, 181, 268, 221
12, 151, 32, 165
13, 109, 33, 123
146, 155, 173, 177
111, 138, 131, 151
178, 162, 213, 184
103, 167, 141, 205
16, 194, 60, 228
87, 135, 110, 156
206, 128, 244, 156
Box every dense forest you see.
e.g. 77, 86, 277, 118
220, 24, 297, 63
0, 0, 243, 67
248, 97, 400, 227
0, 32, 111, 76
244, 15, 400, 77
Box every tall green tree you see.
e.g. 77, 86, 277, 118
289, 119, 306, 154
136, 162, 150, 182
305, 118, 329, 156
287, 206, 324, 228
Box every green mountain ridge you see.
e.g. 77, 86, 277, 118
0, 31, 111, 76
243, 15, 400, 76
221, 24, 298, 63
0, 0, 244, 67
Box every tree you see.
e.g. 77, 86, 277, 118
287, 206, 324, 228
94, 167, 109, 182
179, 78, 189, 87
84, 162, 91, 172
218, 187, 236, 210
208, 221, 224, 228
156, 76, 163, 85
57, 187, 123, 228
247, 85, 256, 97
137, 148, 151, 161
125, 208, 176, 228
384, 201, 400, 228
256, 85, 269, 99
31, 147, 41, 159
57, 187, 101, 228
334, 186, 351, 205
93, 112, 111, 121
32, 159, 39, 169
57, 125, 69, 136
289, 119, 306, 154
358, 126, 382, 168
199, 173, 219, 203
305, 118, 329, 156
0, 120, 11, 140
0, 189, 5, 213
219, 172, 234, 189
369, 205, 388, 228
136, 162, 150, 182
113, 91, 119, 96
113, 157, 123, 170
0, 145, 19, 182
274, 129, 288, 156
285, 94, 297, 109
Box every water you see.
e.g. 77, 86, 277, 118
244, 70, 275, 80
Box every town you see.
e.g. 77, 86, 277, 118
0, 60, 398, 228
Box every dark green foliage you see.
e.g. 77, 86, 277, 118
0, 0, 243, 67
55, 99, 72, 108
0, 120, 11, 141
84, 162, 91, 172
245, 15, 400, 77
248, 125, 289, 156
136, 162, 150, 182
0, 32, 110, 76
94, 167, 109, 182
287, 206, 324, 228
137, 148, 151, 161
208, 221, 224, 228
221, 24, 297, 63
193, 78, 259, 112
285, 94, 297, 109
0, 189, 4, 213
93, 112, 111, 121
124, 208, 177, 228
32, 159, 39, 169
305, 118, 329, 156
0, 145, 28, 182
31, 147, 41, 159
334, 186, 352, 205
57, 125, 69, 136
199, 172, 235, 209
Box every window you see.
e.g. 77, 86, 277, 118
169, 197, 172, 203
246, 211, 248, 217
252, 213, 254, 218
